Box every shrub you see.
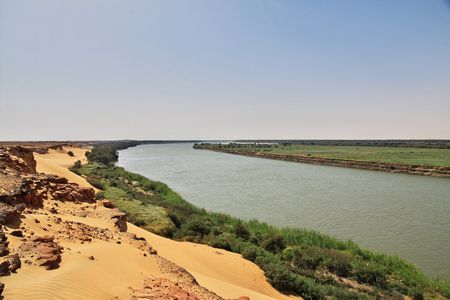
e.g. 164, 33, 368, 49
324, 249, 353, 277
73, 160, 82, 168
67, 150, 75, 157
283, 245, 353, 276
234, 220, 250, 240
256, 256, 325, 300
241, 244, 263, 262
69, 160, 82, 175
86, 147, 118, 165
261, 233, 286, 253
184, 216, 212, 236
353, 260, 387, 287
95, 191, 105, 200
86, 178, 105, 190
208, 233, 235, 251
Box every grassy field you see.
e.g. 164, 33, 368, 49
69, 142, 450, 299
201, 144, 450, 167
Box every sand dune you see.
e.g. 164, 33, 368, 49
34, 146, 96, 190
128, 224, 294, 300
3, 147, 300, 300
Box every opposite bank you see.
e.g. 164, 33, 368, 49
193, 144, 450, 178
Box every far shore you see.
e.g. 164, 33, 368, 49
194, 144, 450, 178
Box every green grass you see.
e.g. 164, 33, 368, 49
70, 143, 450, 299
199, 144, 450, 167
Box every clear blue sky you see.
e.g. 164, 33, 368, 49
1, 0, 449, 140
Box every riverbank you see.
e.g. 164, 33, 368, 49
72, 142, 450, 299
194, 143, 450, 178
0, 144, 291, 300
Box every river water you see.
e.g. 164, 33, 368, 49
117, 143, 450, 279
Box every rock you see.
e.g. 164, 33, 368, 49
0, 253, 20, 275
0, 243, 9, 257
51, 184, 95, 203
98, 199, 114, 208
111, 213, 127, 232
131, 277, 200, 300
88, 255, 95, 260
10, 230, 23, 237
0, 146, 36, 174
0, 260, 10, 276
0, 229, 9, 257
0, 203, 21, 225
8, 253, 21, 272
18, 236, 62, 270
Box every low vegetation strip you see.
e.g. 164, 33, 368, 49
194, 143, 450, 177
70, 142, 450, 299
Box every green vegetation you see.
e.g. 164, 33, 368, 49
71, 143, 450, 299
195, 143, 450, 167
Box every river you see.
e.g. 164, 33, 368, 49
117, 143, 450, 279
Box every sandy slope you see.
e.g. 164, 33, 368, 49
19, 147, 298, 300
34, 147, 96, 190
128, 224, 292, 300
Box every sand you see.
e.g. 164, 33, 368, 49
34, 146, 96, 190
2, 147, 299, 300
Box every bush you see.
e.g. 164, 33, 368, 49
353, 260, 387, 287
283, 246, 353, 277
261, 233, 286, 253
208, 233, 235, 251
86, 147, 118, 165
234, 220, 250, 240
86, 178, 105, 190
241, 244, 263, 262
255, 255, 325, 300
95, 191, 105, 200
73, 160, 82, 168
69, 160, 82, 175
184, 216, 212, 236
67, 150, 75, 157
324, 250, 353, 277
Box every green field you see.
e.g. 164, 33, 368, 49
213, 144, 450, 167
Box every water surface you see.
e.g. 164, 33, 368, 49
118, 143, 450, 278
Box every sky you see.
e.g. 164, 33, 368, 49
1, 0, 449, 140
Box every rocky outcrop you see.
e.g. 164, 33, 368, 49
0, 202, 22, 225
111, 212, 128, 232
19, 236, 62, 270
131, 277, 200, 300
131, 256, 225, 300
0, 146, 95, 208
62, 221, 114, 243
0, 229, 9, 257
50, 182, 95, 203
0, 146, 36, 174
98, 199, 114, 208
126, 233, 157, 255
0, 228, 21, 276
